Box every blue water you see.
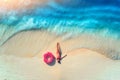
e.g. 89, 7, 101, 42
0, 0, 120, 45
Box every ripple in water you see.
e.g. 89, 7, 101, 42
0, 0, 120, 60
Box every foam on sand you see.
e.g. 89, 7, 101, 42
0, 30, 120, 60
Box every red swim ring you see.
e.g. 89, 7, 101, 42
43, 52, 55, 64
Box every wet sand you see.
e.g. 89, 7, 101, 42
0, 30, 120, 80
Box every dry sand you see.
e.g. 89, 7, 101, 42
0, 30, 120, 80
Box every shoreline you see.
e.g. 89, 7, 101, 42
1, 25, 120, 46
0, 30, 120, 60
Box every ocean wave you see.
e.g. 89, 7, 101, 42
0, 0, 120, 59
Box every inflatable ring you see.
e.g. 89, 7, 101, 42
43, 52, 55, 64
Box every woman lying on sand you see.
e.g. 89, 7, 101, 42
56, 42, 67, 64
56, 42, 61, 64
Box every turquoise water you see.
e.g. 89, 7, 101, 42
0, 0, 120, 45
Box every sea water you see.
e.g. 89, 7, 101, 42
0, 0, 120, 59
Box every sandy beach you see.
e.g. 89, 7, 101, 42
0, 30, 120, 80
